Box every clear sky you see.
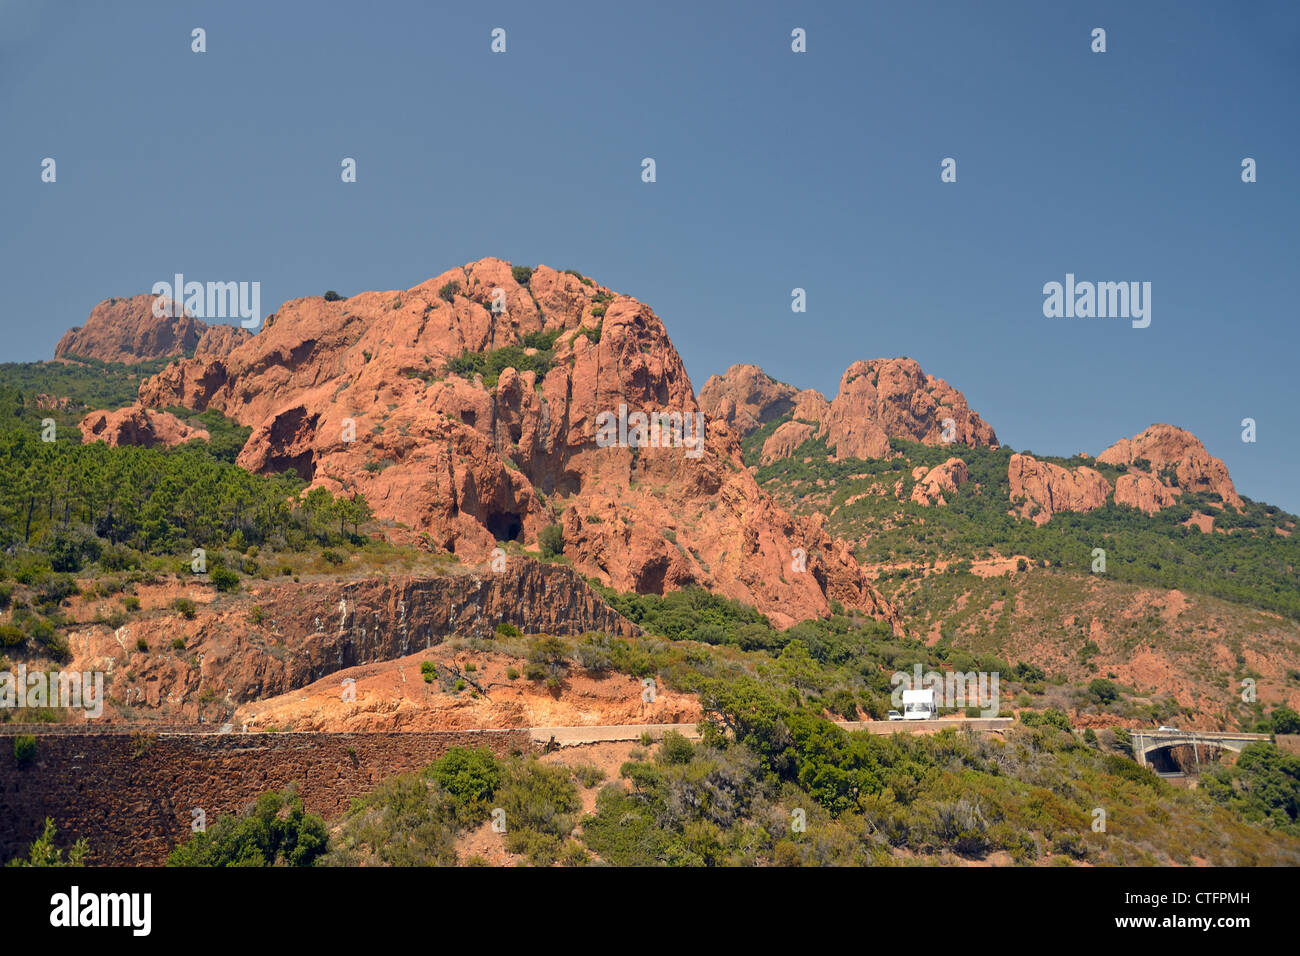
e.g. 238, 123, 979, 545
2, 1, 1297, 511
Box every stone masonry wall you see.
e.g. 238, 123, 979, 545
0, 729, 534, 865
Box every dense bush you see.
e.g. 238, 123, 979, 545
1203, 743, 1300, 834
167, 788, 328, 866
447, 343, 554, 385
538, 523, 564, 558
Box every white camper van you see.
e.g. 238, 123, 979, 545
901, 688, 938, 720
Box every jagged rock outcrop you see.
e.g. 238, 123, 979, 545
1008, 453, 1111, 525
1113, 473, 1179, 515
54, 295, 207, 363
54, 295, 253, 364
135, 258, 898, 630
910, 457, 969, 506
701, 357, 998, 460
1098, 424, 1243, 510
697, 364, 796, 437
824, 359, 997, 459
761, 420, 816, 463
194, 323, 252, 359
79, 404, 209, 448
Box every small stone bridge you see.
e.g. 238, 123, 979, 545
1130, 728, 1271, 774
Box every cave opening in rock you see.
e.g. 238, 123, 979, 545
485, 510, 523, 542
635, 556, 670, 595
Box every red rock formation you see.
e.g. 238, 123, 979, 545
910, 457, 970, 506
1008, 453, 1111, 525
791, 389, 830, 423
65, 560, 639, 723
54, 295, 207, 363
194, 323, 252, 359
825, 359, 998, 459
79, 404, 209, 448
697, 364, 797, 437
761, 420, 816, 463
1114, 473, 1178, 515
700, 357, 998, 460
1098, 424, 1243, 510
137, 259, 899, 631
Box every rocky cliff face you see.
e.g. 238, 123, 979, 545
910, 457, 970, 506
697, 364, 797, 437
193, 323, 252, 359
55, 295, 248, 364
1099, 424, 1243, 510
701, 357, 998, 460
1008, 454, 1111, 525
134, 258, 897, 630
69, 560, 639, 721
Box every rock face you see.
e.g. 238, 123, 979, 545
1098, 424, 1243, 510
910, 457, 970, 506
193, 323, 252, 359
136, 258, 899, 631
79, 404, 209, 448
825, 359, 998, 459
1008, 454, 1111, 525
701, 357, 998, 460
761, 420, 816, 464
54, 295, 207, 363
697, 364, 796, 437
1113, 473, 1178, 515
54, 295, 253, 364
67, 561, 640, 721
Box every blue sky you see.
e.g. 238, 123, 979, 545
2, 1, 1297, 510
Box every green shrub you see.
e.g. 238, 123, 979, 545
575, 637, 612, 673
428, 747, 502, 822
322, 549, 344, 566
511, 266, 533, 285
174, 597, 197, 619
171, 637, 186, 651
210, 565, 240, 592
498, 758, 579, 865
658, 731, 694, 765
1271, 706, 1300, 735
506, 667, 520, 680
520, 328, 561, 351
438, 281, 460, 303
1020, 707, 1072, 731
1087, 678, 1120, 705
14, 735, 36, 766
167, 788, 328, 866
495, 621, 522, 638
571, 764, 607, 788
539, 524, 564, 558
135, 636, 149, 653
6, 817, 87, 866
323, 290, 343, 302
